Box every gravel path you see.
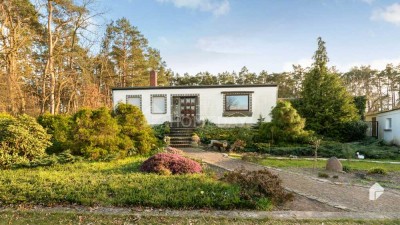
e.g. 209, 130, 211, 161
182, 148, 400, 213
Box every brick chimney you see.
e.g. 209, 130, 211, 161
150, 70, 157, 87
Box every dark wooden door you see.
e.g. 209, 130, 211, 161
372, 117, 378, 138
180, 97, 196, 127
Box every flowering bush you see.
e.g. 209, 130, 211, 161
140, 153, 202, 175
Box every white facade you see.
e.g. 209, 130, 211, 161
112, 85, 278, 127
377, 109, 400, 145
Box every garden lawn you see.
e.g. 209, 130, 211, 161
0, 157, 247, 209
247, 157, 400, 172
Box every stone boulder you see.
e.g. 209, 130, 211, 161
326, 157, 343, 172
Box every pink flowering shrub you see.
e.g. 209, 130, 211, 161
140, 153, 202, 175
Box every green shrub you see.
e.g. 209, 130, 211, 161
13, 151, 81, 169
341, 144, 355, 161
196, 124, 228, 144
355, 141, 400, 160
114, 103, 157, 155
367, 167, 388, 175
0, 114, 51, 169
338, 120, 368, 142
196, 124, 254, 147
318, 172, 329, 178
256, 101, 313, 145
153, 121, 170, 139
223, 168, 293, 208
72, 107, 126, 160
254, 143, 313, 156
37, 113, 73, 154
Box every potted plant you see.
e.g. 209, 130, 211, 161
191, 133, 200, 147
163, 136, 171, 146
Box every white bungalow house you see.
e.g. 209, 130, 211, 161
112, 71, 278, 128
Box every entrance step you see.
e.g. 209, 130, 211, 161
169, 127, 195, 147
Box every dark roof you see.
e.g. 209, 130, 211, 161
112, 84, 277, 91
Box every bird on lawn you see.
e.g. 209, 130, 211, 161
356, 152, 365, 159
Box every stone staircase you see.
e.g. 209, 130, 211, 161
169, 127, 195, 148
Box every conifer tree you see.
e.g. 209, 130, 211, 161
300, 37, 359, 137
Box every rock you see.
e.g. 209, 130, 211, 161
326, 157, 343, 172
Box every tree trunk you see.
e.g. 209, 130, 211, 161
47, 0, 56, 114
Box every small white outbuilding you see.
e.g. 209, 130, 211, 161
376, 108, 400, 145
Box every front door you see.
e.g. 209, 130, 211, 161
180, 97, 196, 127
372, 117, 378, 138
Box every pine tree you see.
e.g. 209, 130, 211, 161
300, 37, 359, 137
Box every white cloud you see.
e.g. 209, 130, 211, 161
196, 36, 260, 54
371, 3, 400, 25
157, 0, 230, 16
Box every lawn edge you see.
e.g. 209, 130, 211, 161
1, 206, 400, 220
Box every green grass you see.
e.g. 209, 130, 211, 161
0, 157, 252, 209
249, 158, 400, 172
1, 211, 399, 225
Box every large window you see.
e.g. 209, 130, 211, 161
151, 94, 167, 114
225, 95, 249, 111
222, 92, 253, 117
126, 95, 142, 110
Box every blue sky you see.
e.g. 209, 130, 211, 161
96, 0, 400, 74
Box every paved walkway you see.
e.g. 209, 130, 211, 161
182, 148, 400, 213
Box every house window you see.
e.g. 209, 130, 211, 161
151, 94, 167, 114
225, 95, 249, 111
385, 118, 392, 130
126, 95, 142, 110
222, 92, 253, 117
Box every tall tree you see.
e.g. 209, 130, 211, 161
97, 18, 169, 91
0, 0, 40, 114
300, 37, 359, 137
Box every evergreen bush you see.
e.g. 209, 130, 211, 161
338, 120, 368, 142
196, 124, 254, 147
0, 114, 51, 169
114, 103, 157, 155
37, 113, 73, 154
257, 101, 312, 144
71, 107, 126, 160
